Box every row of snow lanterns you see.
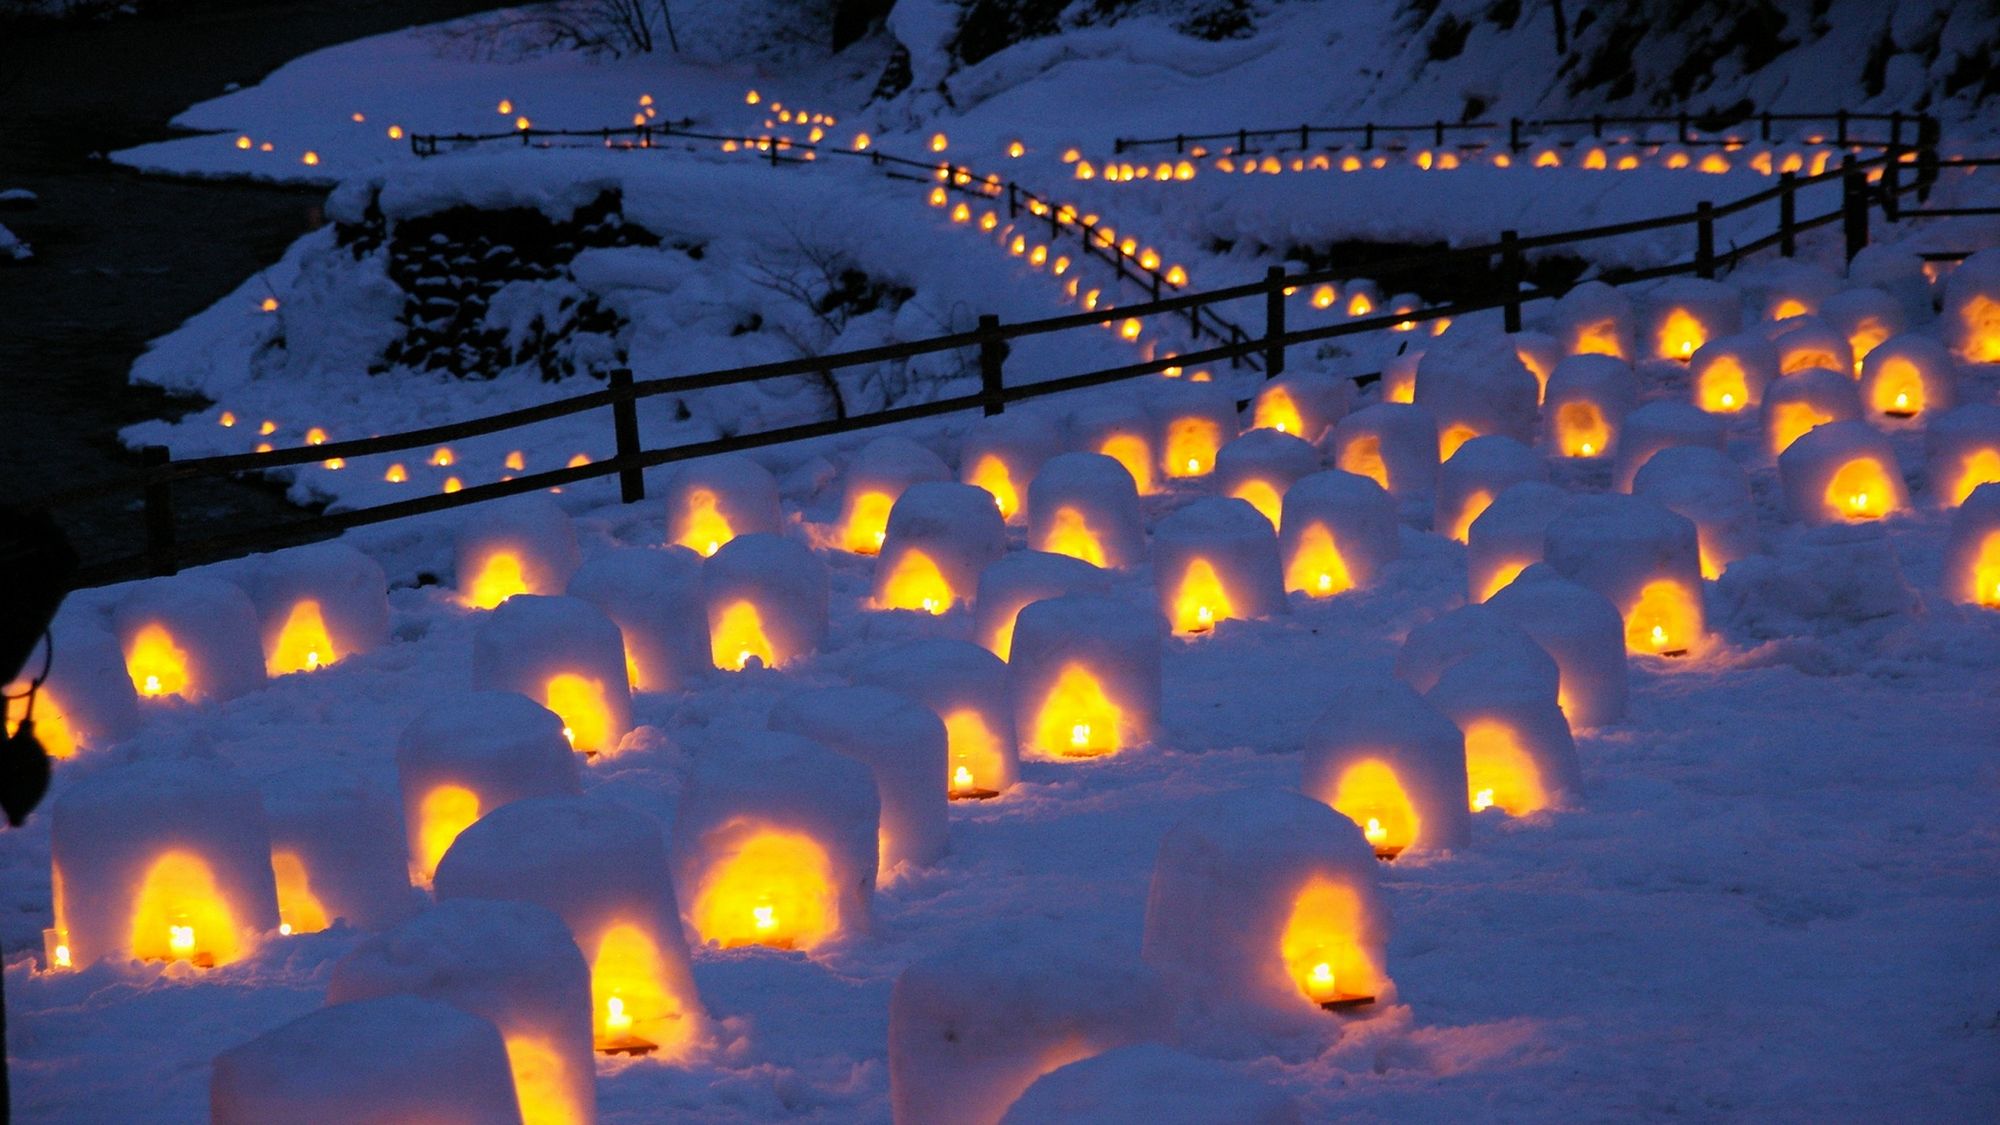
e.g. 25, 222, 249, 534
1074, 139, 1861, 183
210, 412, 591, 491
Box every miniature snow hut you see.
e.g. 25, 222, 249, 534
455, 495, 581, 610
839, 436, 951, 554
1026, 453, 1146, 569
471, 595, 633, 756
1544, 494, 1707, 656
1435, 436, 1546, 543
246, 542, 389, 677
1278, 470, 1400, 597
1632, 446, 1758, 579
1213, 429, 1322, 531
665, 454, 783, 558
113, 574, 264, 704
567, 548, 708, 693
873, 482, 1007, 615
1151, 498, 1287, 635
1778, 421, 1908, 525
1858, 333, 1956, 423
395, 691, 581, 884
1301, 676, 1471, 858
769, 686, 949, 872
703, 533, 828, 670
1009, 595, 1160, 758
857, 639, 1019, 799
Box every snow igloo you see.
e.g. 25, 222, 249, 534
471, 595, 633, 756
455, 494, 581, 610
1465, 480, 1572, 603
1070, 397, 1162, 495
1300, 675, 1470, 858
857, 639, 1019, 799
664, 453, 783, 558
113, 574, 265, 705
395, 691, 581, 884
1145, 377, 1239, 480
1542, 354, 1637, 460
567, 547, 709, 693
1778, 421, 1909, 526
1632, 445, 1759, 579
1943, 483, 2000, 608
837, 435, 951, 555
1249, 371, 1352, 442
1610, 401, 1726, 493
1394, 603, 1562, 701
872, 482, 1007, 615
1426, 657, 1583, 817
1642, 277, 1743, 362
1332, 402, 1440, 515
1761, 365, 1862, 457
261, 767, 420, 936
1941, 247, 2000, 364
769, 686, 950, 873
1544, 493, 1707, 657
1550, 280, 1637, 361
434, 795, 708, 1060
1279, 470, 1400, 598
1214, 429, 1322, 531
245, 542, 390, 678
971, 549, 1111, 660
1484, 566, 1630, 729
6, 610, 138, 760
1689, 331, 1779, 414
1817, 287, 1905, 373
1773, 318, 1855, 379
1009, 594, 1160, 758
959, 409, 1064, 523
1858, 333, 1957, 424
1927, 404, 2000, 507
1412, 329, 1541, 458
703, 532, 828, 671
1152, 498, 1288, 636
1435, 435, 1546, 544
1026, 452, 1146, 570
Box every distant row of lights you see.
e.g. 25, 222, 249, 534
1072, 142, 1916, 182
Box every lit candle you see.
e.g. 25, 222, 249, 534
1307, 961, 1337, 1002
169, 924, 195, 958
1472, 788, 1495, 812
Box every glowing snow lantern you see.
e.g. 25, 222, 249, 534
1611, 401, 1726, 492
246, 542, 389, 677
1689, 331, 1779, 413
1301, 676, 1472, 858
1426, 657, 1583, 815
1631, 446, 1758, 580
1544, 494, 1707, 657
1551, 281, 1636, 360
703, 533, 827, 671
455, 495, 581, 610
872, 483, 1007, 615
673, 731, 878, 949
329, 899, 597, 1124
1773, 318, 1855, 378
1332, 402, 1441, 515
1009, 595, 1159, 758
1512, 331, 1562, 403
1859, 333, 1956, 423
1941, 247, 2000, 363
113, 576, 265, 703
1026, 452, 1146, 569
434, 795, 708, 1060
971, 550, 1111, 661
1485, 569, 1630, 728
471, 596, 634, 757
211, 997, 522, 1125
665, 454, 782, 557
1395, 603, 1562, 700
770, 686, 949, 872
1436, 436, 1547, 544
1542, 354, 1636, 459
1413, 329, 1543, 455
1818, 288, 1905, 373
1927, 405, 2000, 507
261, 767, 417, 936
1279, 470, 1400, 597
1071, 398, 1160, 495
1146, 378, 1236, 479
1249, 371, 1352, 442
567, 548, 710, 693
4, 612, 138, 762
396, 691, 580, 884
839, 435, 950, 554
1153, 498, 1288, 635
1378, 347, 1422, 404
49, 757, 279, 970
857, 639, 1019, 800
1466, 480, 1570, 603
1142, 788, 1393, 1029
1642, 278, 1743, 361
1761, 366, 1862, 456
1942, 483, 2000, 607
1213, 429, 1322, 531
1778, 421, 1907, 525
958, 410, 1063, 523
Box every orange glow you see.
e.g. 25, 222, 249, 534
1171, 558, 1234, 635
1446, 489, 1493, 543
1868, 356, 1927, 418
1769, 401, 1834, 455
1339, 434, 1389, 490
1779, 344, 1845, 376
544, 673, 614, 754
1327, 759, 1420, 857
1956, 296, 2000, 363
1947, 449, 2000, 506
1698, 153, 1730, 174
1098, 434, 1155, 494
690, 830, 836, 949
129, 851, 240, 966
877, 549, 957, 614
1847, 319, 1892, 370
942, 709, 1006, 796
1581, 147, 1607, 170
1555, 401, 1611, 457
1033, 664, 1123, 756
1665, 151, 1691, 170
1232, 479, 1285, 530
566, 453, 591, 469
464, 550, 529, 610
1535, 150, 1561, 168
384, 463, 408, 483
677, 488, 735, 556
1285, 523, 1353, 597
1279, 878, 1379, 1004
6, 684, 76, 759
1770, 298, 1811, 321
1163, 417, 1222, 478
843, 490, 895, 554
1254, 387, 1305, 435
1439, 424, 1480, 461
1695, 355, 1751, 412
430, 447, 455, 467
711, 600, 778, 671
266, 599, 338, 676
1823, 458, 1898, 521
503, 1035, 580, 1125
1038, 506, 1108, 567
1309, 286, 1337, 311
125, 623, 190, 700
415, 785, 480, 883
591, 923, 692, 1056
1655, 308, 1707, 360
1461, 720, 1549, 815
271, 851, 329, 936
1615, 153, 1640, 171
929, 133, 948, 153
1476, 559, 1530, 603
258, 297, 278, 313
1571, 319, 1625, 359
966, 455, 1020, 520
1626, 579, 1700, 655
443, 476, 464, 494
1347, 293, 1374, 317
1967, 532, 2000, 606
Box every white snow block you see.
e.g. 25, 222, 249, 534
1412, 328, 1541, 455
1690, 331, 1780, 413
1000, 1044, 1301, 1125
567, 547, 708, 694
1070, 397, 1162, 495
1026, 452, 1146, 569
1510, 331, 1562, 401
1747, 260, 1839, 322
246, 542, 390, 678
1140, 788, 1393, 1035
328, 899, 596, 1125
1378, 346, 1422, 404
856, 639, 1019, 798
1332, 402, 1440, 517
671, 730, 879, 949
665, 454, 783, 558
1435, 436, 1546, 543
1279, 470, 1400, 597
1248, 371, 1351, 442
262, 767, 421, 934
1465, 480, 1571, 603
1301, 675, 1470, 857
839, 435, 951, 554
1941, 247, 2000, 364
1152, 498, 1288, 635
1484, 567, 1630, 728
10, 610, 139, 759
1926, 404, 2000, 507
455, 495, 581, 610
1544, 493, 1707, 656
1145, 377, 1238, 480
1858, 332, 1957, 424
51, 756, 279, 969
703, 532, 828, 670
471, 595, 633, 757
1009, 594, 1160, 758
1551, 280, 1637, 360
211, 996, 522, 1125
1214, 429, 1322, 531
1542, 354, 1638, 460
768, 686, 949, 873
1716, 523, 1916, 635
1641, 277, 1744, 361
1773, 317, 1855, 377
873, 482, 1007, 615
113, 574, 264, 704
1847, 246, 1933, 326
959, 410, 1064, 523
1632, 446, 1759, 579
1818, 287, 1906, 372
1426, 658, 1583, 815
395, 691, 581, 883
1778, 421, 1909, 526
1942, 483, 2000, 607
888, 947, 1171, 1125
1394, 603, 1560, 699
972, 550, 1111, 660
1611, 400, 1727, 492
1761, 366, 1862, 456
434, 795, 707, 1060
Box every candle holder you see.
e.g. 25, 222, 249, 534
246, 542, 390, 678
664, 453, 782, 558
471, 595, 634, 757
454, 494, 581, 610
1545, 493, 1708, 658
837, 436, 950, 555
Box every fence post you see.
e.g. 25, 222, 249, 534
1509, 117, 1522, 152
1677, 111, 1689, 145
142, 445, 177, 578
608, 368, 645, 504
1175, 133, 1185, 154
1007, 182, 1019, 219
1363, 123, 1374, 150
1696, 202, 1716, 279
1300, 124, 1310, 150
1591, 113, 1603, 138
1779, 171, 1797, 257
1263, 266, 1286, 378
1842, 155, 1869, 261
1883, 136, 1902, 222
1433, 120, 1444, 147
1238, 128, 1248, 154
1917, 114, 1940, 201
1836, 109, 1849, 147
978, 314, 1005, 416
1499, 229, 1523, 334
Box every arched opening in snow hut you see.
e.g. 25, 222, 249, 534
675, 488, 736, 557
1031, 664, 1124, 757
1338, 433, 1390, 490
1823, 458, 1900, 521
1037, 507, 1109, 567
842, 489, 896, 555
1554, 401, 1611, 458
1652, 308, 1708, 361
590, 921, 696, 1058
124, 622, 190, 700
1438, 423, 1481, 462
463, 549, 531, 610
1694, 353, 1753, 413
1279, 878, 1382, 1009
1569, 318, 1626, 360
689, 829, 838, 951
1327, 760, 1421, 860
1624, 579, 1702, 657
1096, 433, 1156, 495
710, 600, 779, 671
129, 851, 242, 967
874, 549, 957, 615
414, 784, 482, 884
1284, 522, 1354, 597
1253, 386, 1305, 436
1947, 449, 2000, 508
543, 672, 616, 754
1461, 720, 1550, 816
964, 454, 1022, 521
270, 850, 330, 936
265, 599, 338, 676
1162, 416, 1223, 479
942, 708, 1008, 800
1864, 355, 1930, 419
1168, 557, 1236, 635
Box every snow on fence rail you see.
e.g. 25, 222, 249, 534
42, 147, 1999, 589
